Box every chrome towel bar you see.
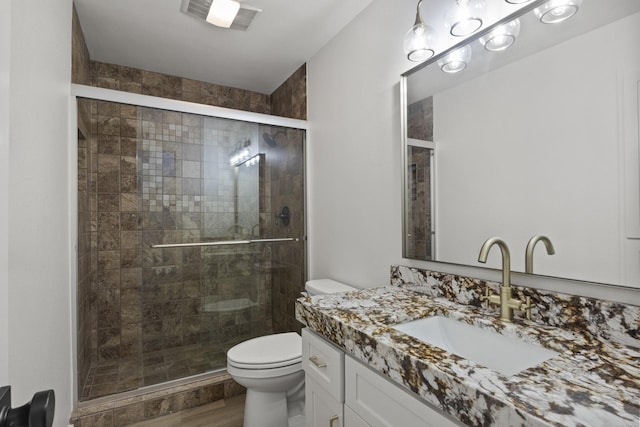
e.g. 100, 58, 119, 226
151, 237, 299, 249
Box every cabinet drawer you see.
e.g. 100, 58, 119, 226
302, 328, 344, 401
345, 355, 463, 427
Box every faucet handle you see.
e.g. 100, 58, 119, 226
480, 285, 495, 308
519, 296, 534, 320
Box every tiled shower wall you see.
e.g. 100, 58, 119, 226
78, 100, 304, 400
406, 146, 432, 260
262, 129, 306, 332
406, 96, 433, 260
407, 96, 433, 141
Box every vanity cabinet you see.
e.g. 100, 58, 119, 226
302, 329, 463, 427
302, 328, 344, 427
305, 377, 343, 427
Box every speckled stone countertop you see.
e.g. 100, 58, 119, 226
295, 286, 640, 427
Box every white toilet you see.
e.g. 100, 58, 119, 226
226, 279, 355, 427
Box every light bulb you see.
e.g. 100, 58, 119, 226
479, 19, 520, 52
534, 0, 582, 24
438, 45, 472, 73
445, 0, 486, 37
403, 0, 436, 62
403, 23, 436, 62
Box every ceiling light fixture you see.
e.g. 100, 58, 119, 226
403, 0, 436, 62
504, 0, 531, 4
206, 0, 240, 28
479, 18, 521, 51
445, 0, 486, 37
438, 45, 472, 73
534, 0, 582, 24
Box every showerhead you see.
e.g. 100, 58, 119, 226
262, 130, 285, 148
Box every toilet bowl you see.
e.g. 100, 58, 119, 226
226, 279, 355, 427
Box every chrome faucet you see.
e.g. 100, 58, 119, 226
478, 237, 532, 322
525, 235, 555, 274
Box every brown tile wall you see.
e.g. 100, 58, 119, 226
90, 61, 273, 115
72, 4, 91, 85
262, 128, 306, 333
406, 146, 432, 260
407, 96, 433, 141
77, 98, 97, 395
270, 64, 307, 120
74, 4, 96, 394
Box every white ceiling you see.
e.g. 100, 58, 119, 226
74, 0, 374, 94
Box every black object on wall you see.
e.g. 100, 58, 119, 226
0, 386, 55, 427
276, 206, 290, 226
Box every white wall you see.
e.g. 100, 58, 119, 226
6, 0, 73, 425
307, 0, 417, 287
434, 13, 640, 286
0, 0, 11, 385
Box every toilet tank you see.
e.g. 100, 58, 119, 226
305, 279, 356, 296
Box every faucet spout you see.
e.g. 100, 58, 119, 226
525, 235, 555, 274
478, 237, 511, 290
478, 237, 523, 322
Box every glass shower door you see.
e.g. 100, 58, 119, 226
138, 110, 305, 386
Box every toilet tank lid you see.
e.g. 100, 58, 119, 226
305, 279, 355, 295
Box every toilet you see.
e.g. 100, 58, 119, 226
226, 279, 356, 427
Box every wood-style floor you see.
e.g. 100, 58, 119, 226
129, 395, 245, 427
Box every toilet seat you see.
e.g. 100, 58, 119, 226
227, 332, 302, 370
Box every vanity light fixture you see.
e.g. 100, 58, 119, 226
534, 0, 582, 24
438, 45, 472, 73
403, 0, 436, 62
206, 0, 240, 28
479, 18, 520, 51
445, 0, 486, 37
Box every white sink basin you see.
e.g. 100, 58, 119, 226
392, 316, 558, 376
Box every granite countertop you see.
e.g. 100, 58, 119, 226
295, 286, 640, 427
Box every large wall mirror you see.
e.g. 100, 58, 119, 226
402, 0, 640, 288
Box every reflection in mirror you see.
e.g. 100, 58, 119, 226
405, 143, 434, 260
402, 1, 640, 288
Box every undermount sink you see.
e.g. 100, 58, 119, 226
392, 316, 558, 376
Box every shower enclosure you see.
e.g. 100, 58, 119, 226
76, 97, 306, 401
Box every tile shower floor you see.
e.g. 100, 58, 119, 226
81, 343, 229, 401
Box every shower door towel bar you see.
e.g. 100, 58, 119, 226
151, 237, 299, 249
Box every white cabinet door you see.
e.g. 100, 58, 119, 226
306, 377, 343, 427
345, 356, 463, 427
344, 405, 371, 427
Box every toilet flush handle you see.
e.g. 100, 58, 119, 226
309, 355, 327, 368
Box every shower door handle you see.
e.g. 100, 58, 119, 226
151, 237, 299, 248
